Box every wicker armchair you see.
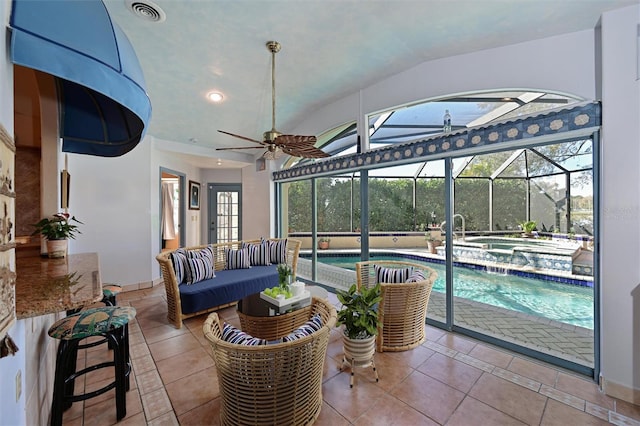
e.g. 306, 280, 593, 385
355, 260, 437, 352
203, 297, 337, 426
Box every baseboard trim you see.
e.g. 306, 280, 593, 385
602, 377, 640, 404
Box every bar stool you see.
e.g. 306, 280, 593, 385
101, 283, 123, 306
66, 283, 123, 318
48, 306, 136, 426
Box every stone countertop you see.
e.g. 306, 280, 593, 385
15, 253, 102, 319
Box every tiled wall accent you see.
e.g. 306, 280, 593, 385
0, 123, 15, 340
15, 146, 40, 237
273, 101, 601, 182
447, 246, 576, 275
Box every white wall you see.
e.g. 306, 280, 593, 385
293, 30, 596, 137
599, 4, 640, 401
241, 165, 272, 239
69, 141, 155, 287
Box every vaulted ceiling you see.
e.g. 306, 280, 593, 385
103, 0, 636, 167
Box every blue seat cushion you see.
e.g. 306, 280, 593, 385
179, 265, 278, 315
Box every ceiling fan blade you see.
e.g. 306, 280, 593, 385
218, 130, 267, 146
281, 145, 330, 158
275, 134, 330, 158
274, 134, 317, 147
215, 146, 261, 151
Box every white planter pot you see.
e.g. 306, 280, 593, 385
46, 239, 68, 258
342, 333, 376, 366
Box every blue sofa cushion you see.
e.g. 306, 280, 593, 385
179, 265, 278, 315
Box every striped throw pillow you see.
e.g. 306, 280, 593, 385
222, 323, 266, 345
267, 238, 287, 264
188, 245, 214, 261
243, 241, 272, 266
282, 314, 324, 342
183, 246, 215, 284
169, 248, 188, 284
225, 247, 251, 269
185, 256, 215, 284
405, 270, 426, 283
374, 265, 413, 283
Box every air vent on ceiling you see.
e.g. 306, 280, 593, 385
125, 0, 166, 23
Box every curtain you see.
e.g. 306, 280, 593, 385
162, 181, 177, 240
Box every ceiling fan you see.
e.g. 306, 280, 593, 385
216, 41, 329, 160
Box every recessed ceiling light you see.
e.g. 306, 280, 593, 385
207, 92, 224, 103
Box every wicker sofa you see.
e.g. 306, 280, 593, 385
203, 297, 337, 426
355, 260, 437, 352
156, 238, 301, 328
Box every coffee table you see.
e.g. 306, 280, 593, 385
237, 285, 329, 340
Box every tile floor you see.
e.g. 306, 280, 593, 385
61, 285, 640, 426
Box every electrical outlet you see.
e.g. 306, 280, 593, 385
15, 369, 21, 402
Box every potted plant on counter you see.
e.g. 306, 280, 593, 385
318, 237, 330, 250
424, 231, 442, 254
336, 282, 381, 386
519, 220, 537, 238
31, 212, 82, 258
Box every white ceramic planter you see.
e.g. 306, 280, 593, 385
46, 239, 68, 258
342, 333, 376, 366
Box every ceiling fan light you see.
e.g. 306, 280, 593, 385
207, 91, 224, 103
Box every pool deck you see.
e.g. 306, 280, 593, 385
297, 255, 594, 368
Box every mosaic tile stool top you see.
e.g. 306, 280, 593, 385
102, 283, 123, 306
48, 306, 136, 340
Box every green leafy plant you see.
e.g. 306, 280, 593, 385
31, 213, 83, 240
336, 283, 382, 339
519, 220, 537, 234
276, 263, 292, 290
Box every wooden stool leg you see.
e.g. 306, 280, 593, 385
371, 358, 379, 382
350, 357, 355, 388
123, 323, 131, 391
51, 339, 79, 426
51, 341, 68, 426
109, 332, 127, 421
62, 340, 79, 411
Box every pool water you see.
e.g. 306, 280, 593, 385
317, 254, 593, 329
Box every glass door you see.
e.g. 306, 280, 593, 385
450, 141, 595, 372
208, 183, 242, 243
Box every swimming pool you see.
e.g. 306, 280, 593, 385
313, 253, 593, 329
